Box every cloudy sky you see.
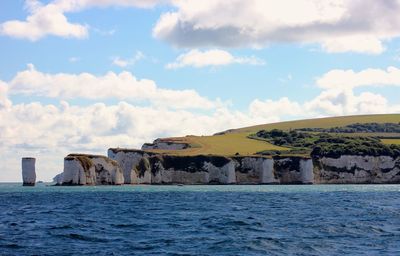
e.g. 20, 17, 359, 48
1, 0, 400, 181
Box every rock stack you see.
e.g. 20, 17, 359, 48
22, 157, 36, 186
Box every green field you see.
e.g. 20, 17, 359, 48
381, 139, 400, 145
148, 114, 400, 157
149, 133, 288, 156
232, 114, 400, 133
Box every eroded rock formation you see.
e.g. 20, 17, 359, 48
62, 154, 124, 185
22, 157, 36, 186
108, 149, 314, 185
53, 172, 64, 185
141, 139, 190, 150
59, 149, 400, 185
314, 155, 400, 184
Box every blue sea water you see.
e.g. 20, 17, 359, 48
0, 184, 400, 256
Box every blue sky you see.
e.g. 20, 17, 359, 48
0, 0, 400, 181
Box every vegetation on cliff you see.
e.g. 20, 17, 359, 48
140, 114, 400, 157
297, 122, 400, 133
253, 129, 400, 158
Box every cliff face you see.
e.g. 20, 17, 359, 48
234, 157, 313, 184
314, 155, 400, 184
107, 149, 314, 185
59, 149, 400, 185
62, 154, 124, 185
141, 139, 189, 150
108, 149, 236, 184
107, 149, 156, 184
149, 155, 236, 184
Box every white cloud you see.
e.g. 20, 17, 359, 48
249, 98, 303, 120
303, 89, 400, 116
112, 51, 145, 68
112, 57, 130, 68
0, 99, 268, 182
317, 66, 400, 90
8, 64, 215, 110
153, 0, 400, 54
321, 36, 385, 55
0, 1, 88, 41
166, 49, 265, 69
248, 66, 400, 118
252, 89, 400, 119
0, 0, 166, 41
0, 80, 12, 109
5, 1, 400, 54
1, 65, 400, 181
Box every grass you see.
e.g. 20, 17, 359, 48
148, 133, 287, 156
310, 132, 400, 138
381, 139, 400, 145
231, 114, 400, 133
145, 114, 400, 157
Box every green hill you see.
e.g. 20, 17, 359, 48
146, 114, 400, 157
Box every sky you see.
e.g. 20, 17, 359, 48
0, 0, 400, 181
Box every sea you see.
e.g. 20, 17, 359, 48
0, 184, 399, 256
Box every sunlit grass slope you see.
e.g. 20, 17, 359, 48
381, 139, 400, 145
148, 114, 400, 157
149, 133, 288, 156
232, 114, 400, 134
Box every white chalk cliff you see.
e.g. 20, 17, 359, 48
58, 149, 400, 185
107, 149, 315, 185
53, 172, 64, 185
141, 139, 189, 150
62, 154, 124, 185
314, 155, 400, 184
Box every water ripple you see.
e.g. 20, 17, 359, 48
0, 184, 400, 255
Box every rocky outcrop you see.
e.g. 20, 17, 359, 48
108, 149, 314, 185
22, 157, 36, 186
53, 172, 64, 185
234, 157, 276, 184
314, 155, 400, 184
109, 150, 236, 184
234, 156, 313, 184
108, 148, 156, 184
274, 157, 314, 184
60, 149, 400, 185
149, 155, 236, 184
141, 139, 189, 150
62, 154, 124, 185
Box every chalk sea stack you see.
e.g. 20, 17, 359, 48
22, 157, 36, 186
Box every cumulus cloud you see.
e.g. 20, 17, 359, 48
0, 0, 88, 41
1, 65, 400, 181
166, 49, 265, 69
249, 98, 303, 120
112, 51, 145, 68
0, 0, 166, 40
8, 64, 215, 110
4, 0, 400, 54
317, 66, 400, 90
0, 80, 12, 109
0, 99, 269, 181
248, 66, 400, 118
153, 0, 400, 54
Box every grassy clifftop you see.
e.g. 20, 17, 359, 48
231, 114, 400, 133
145, 114, 400, 157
